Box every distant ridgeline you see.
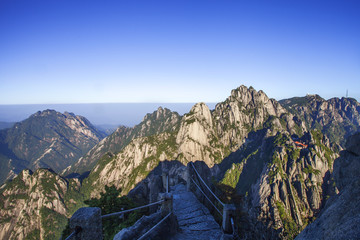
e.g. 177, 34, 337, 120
0, 110, 106, 184
0, 85, 359, 240
0, 102, 206, 127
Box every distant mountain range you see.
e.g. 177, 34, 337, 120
0, 110, 106, 184
0, 85, 359, 240
0, 103, 211, 127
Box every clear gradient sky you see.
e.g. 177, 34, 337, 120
0, 0, 359, 104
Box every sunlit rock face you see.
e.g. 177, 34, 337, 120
63, 107, 181, 176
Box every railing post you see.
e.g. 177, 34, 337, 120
161, 172, 169, 193
222, 204, 236, 234
69, 207, 103, 240
186, 163, 192, 191
159, 193, 173, 217
120, 208, 124, 221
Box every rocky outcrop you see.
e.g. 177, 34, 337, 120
214, 124, 338, 239
213, 86, 286, 149
0, 110, 106, 184
176, 102, 217, 166
295, 133, 360, 240
176, 86, 288, 167
0, 168, 82, 240
245, 130, 338, 239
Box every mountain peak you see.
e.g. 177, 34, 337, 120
142, 106, 176, 122
189, 102, 210, 114
0, 109, 105, 184
32, 109, 58, 117
227, 85, 271, 106
305, 94, 325, 102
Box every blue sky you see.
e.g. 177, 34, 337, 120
0, 0, 359, 104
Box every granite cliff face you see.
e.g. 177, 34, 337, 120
177, 86, 288, 167
295, 133, 360, 240
0, 110, 106, 184
238, 129, 338, 239
0, 168, 82, 240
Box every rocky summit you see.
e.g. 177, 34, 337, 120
0, 85, 359, 240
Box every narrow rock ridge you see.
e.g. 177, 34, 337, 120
64, 107, 181, 175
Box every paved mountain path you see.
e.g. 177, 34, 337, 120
170, 184, 223, 240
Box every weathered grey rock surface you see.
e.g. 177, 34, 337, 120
70, 207, 103, 240
171, 184, 222, 240
295, 133, 360, 240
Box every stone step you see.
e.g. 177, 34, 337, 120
170, 184, 223, 240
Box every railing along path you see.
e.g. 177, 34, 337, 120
101, 199, 164, 219
65, 176, 172, 240
188, 162, 237, 238
65, 165, 237, 240
190, 162, 225, 207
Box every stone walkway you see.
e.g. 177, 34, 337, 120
170, 184, 223, 240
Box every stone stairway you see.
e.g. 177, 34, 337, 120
170, 184, 223, 240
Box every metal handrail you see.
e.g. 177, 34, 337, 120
137, 212, 172, 240
64, 231, 75, 240
191, 177, 222, 215
190, 162, 225, 207
166, 175, 169, 193
101, 199, 165, 219
64, 226, 81, 240
231, 217, 235, 234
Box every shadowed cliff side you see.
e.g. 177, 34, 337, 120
295, 133, 360, 240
